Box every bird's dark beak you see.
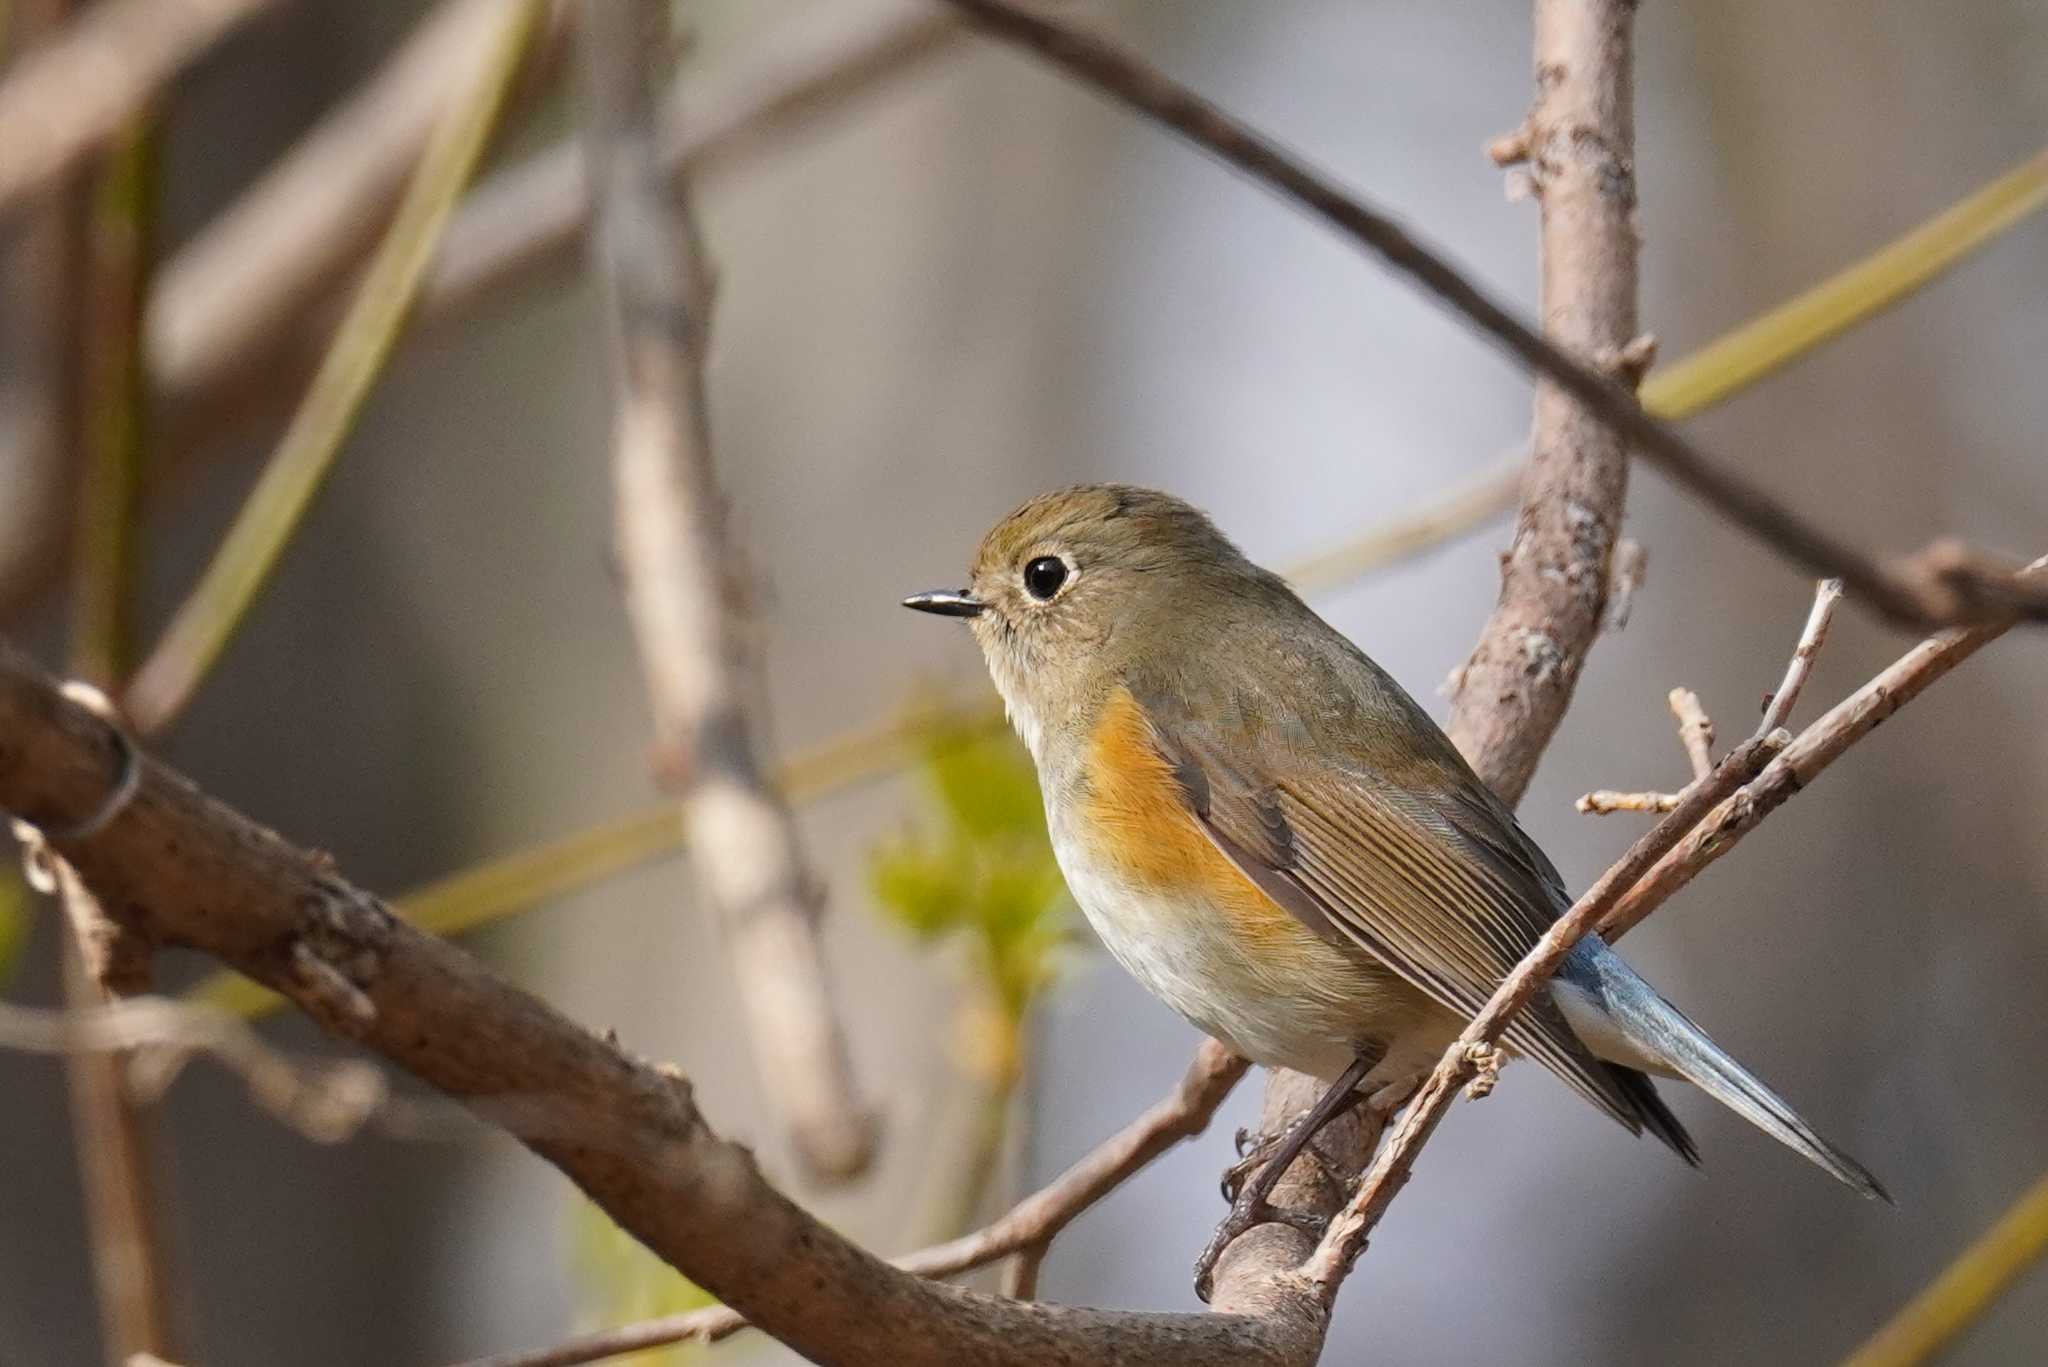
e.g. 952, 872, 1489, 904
902, 588, 984, 619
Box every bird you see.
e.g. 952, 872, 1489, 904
902, 483, 1887, 1286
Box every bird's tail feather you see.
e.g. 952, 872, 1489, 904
1562, 939, 1891, 1203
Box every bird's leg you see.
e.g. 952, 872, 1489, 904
1194, 1052, 1375, 1302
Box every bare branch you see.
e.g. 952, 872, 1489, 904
1300, 729, 1789, 1294
1575, 789, 1678, 815
935, 0, 2048, 631
1756, 578, 1843, 735
1597, 557, 2046, 943
0, 0, 275, 226
0, 982, 392, 1145
578, 0, 875, 1181
144, 0, 963, 491
453, 1041, 1251, 1367
0, 642, 1335, 1367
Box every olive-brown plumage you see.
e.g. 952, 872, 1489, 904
905, 483, 1885, 1200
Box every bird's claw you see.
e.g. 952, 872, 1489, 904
1192, 1181, 1331, 1303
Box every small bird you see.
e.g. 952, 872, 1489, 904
904, 483, 1887, 1254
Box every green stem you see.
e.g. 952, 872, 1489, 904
1841, 1167, 2048, 1367
122, 0, 549, 735
69, 120, 158, 687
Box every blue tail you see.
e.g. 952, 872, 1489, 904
1556, 938, 1891, 1202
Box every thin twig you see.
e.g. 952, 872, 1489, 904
120, 0, 549, 735
1840, 1166, 2048, 1367
937, 0, 2048, 630
1669, 686, 1715, 780
579, 0, 874, 1180
2, 967, 391, 1145
1757, 578, 1844, 735
451, 1041, 1250, 1367
1575, 789, 1679, 815
1598, 556, 2048, 943
0, 0, 275, 226
56, 870, 183, 1365
1301, 730, 1789, 1295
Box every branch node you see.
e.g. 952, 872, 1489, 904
1485, 124, 1532, 167
287, 941, 377, 1032
40, 681, 141, 842
1595, 332, 1658, 387
1667, 686, 1715, 780
1461, 1042, 1505, 1099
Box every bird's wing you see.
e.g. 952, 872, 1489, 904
1140, 694, 1645, 1131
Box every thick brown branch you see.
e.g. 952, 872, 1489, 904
455, 1041, 1252, 1367
579, 0, 873, 1180
936, 0, 2048, 631
0, 642, 1329, 1366
1449, 0, 1641, 802
0, 0, 275, 226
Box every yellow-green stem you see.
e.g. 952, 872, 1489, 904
122, 0, 549, 734
1841, 1168, 2048, 1367
69, 121, 158, 687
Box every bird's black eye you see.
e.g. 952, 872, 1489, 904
1023, 555, 1069, 601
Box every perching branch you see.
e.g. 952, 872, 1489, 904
455, 1041, 1252, 1367
936, 0, 2047, 631
1299, 729, 1788, 1292
1595, 557, 2047, 944
0, 641, 1336, 1367
0, 0, 275, 227
578, 0, 875, 1181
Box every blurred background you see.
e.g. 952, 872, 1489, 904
1, 1, 2045, 1363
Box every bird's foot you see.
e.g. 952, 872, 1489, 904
1193, 1171, 1329, 1303
1220, 1126, 1285, 1203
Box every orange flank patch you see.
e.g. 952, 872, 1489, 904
1081, 690, 1307, 956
